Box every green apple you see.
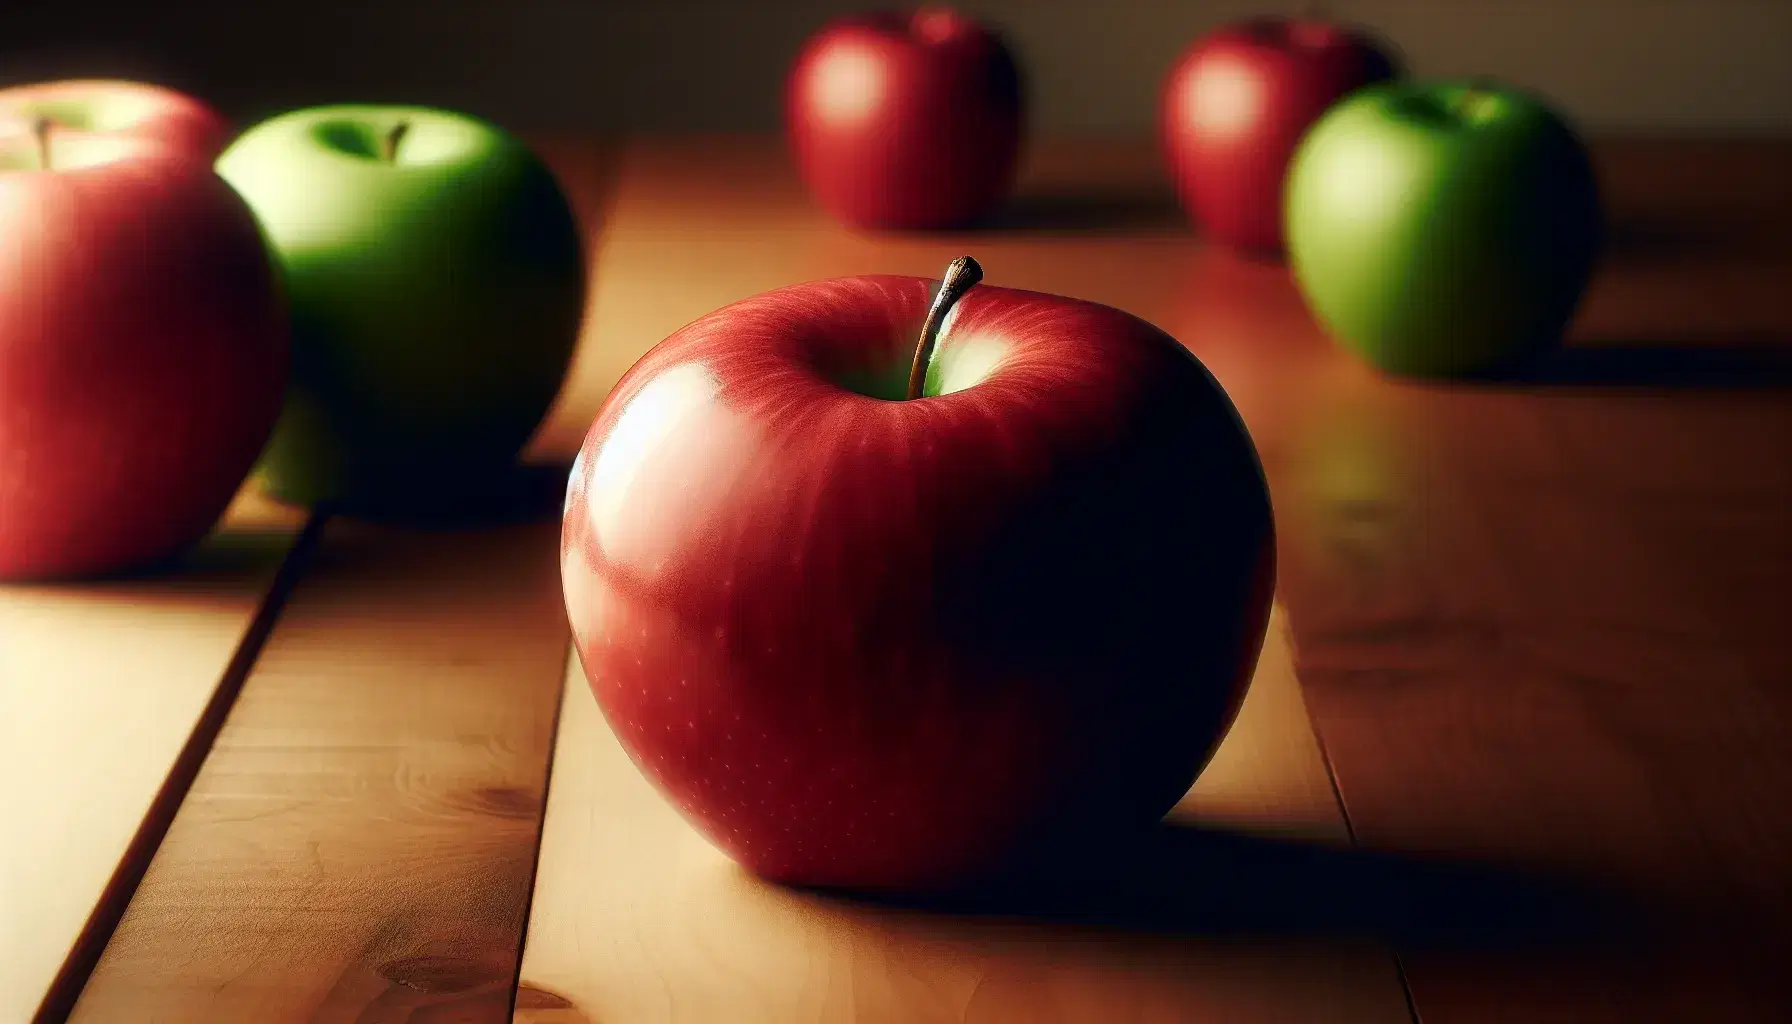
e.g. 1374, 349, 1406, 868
216, 104, 584, 514
1284, 79, 1602, 378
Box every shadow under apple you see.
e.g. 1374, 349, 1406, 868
110, 523, 302, 584
805, 819, 1644, 956
1599, 212, 1758, 268
315, 460, 574, 530
1446, 340, 1792, 389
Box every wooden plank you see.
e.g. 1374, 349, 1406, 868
1276, 141, 1792, 1020
1283, 381, 1792, 1021
514, 608, 1413, 1023
0, 491, 313, 1024
65, 517, 573, 1022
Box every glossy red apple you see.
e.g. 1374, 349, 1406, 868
0, 79, 233, 161
1160, 16, 1399, 253
786, 8, 1025, 230
0, 122, 288, 581
562, 257, 1277, 891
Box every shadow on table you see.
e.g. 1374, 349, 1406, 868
813, 820, 1643, 954
129, 525, 305, 585
1456, 341, 1792, 389
1600, 212, 1771, 267
321, 461, 574, 531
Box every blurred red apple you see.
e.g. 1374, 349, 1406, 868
1160, 16, 1398, 253
0, 123, 288, 581
786, 8, 1025, 230
0, 79, 233, 161
562, 257, 1276, 891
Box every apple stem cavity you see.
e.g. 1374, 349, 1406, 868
31, 116, 52, 170
906, 255, 984, 400
382, 121, 411, 163
1458, 78, 1499, 120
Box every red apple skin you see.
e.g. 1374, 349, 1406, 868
786, 9, 1025, 230
0, 79, 233, 161
0, 133, 289, 581
562, 274, 1276, 891
1160, 17, 1399, 254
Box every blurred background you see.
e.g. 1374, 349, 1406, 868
5, 0, 1789, 137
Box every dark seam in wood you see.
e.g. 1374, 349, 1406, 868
505, 646, 575, 1021
33, 509, 334, 1024
1298, 627, 1424, 1024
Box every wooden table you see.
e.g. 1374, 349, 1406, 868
2, 136, 1787, 1023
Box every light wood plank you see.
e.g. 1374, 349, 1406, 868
0, 491, 311, 1024
66, 518, 572, 1023
515, 608, 1413, 1023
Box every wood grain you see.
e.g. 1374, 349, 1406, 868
1268, 140, 1792, 1020
1280, 372, 1792, 1019
516, 609, 1413, 1024
65, 518, 573, 1023
0, 491, 310, 1024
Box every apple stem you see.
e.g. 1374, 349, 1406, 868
31, 116, 52, 170
1301, 1, 1329, 19
906, 256, 984, 400
382, 121, 410, 163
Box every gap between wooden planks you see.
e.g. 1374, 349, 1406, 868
0, 490, 315, 1024
61, 515, 574, 1023
514, 607, 1416, 1024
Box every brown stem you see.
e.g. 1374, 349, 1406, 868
382, 121, 410, 163
906, 256, 983, 400
1300, 1, 1330, 20
32, 115, 52, 170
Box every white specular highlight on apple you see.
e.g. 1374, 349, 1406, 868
1187, 64, 1263, 136
811, 46, 887, 124
585, 362, 761, 579
1309, 139, 1417, 228
928, 328, 1009, 397
589, 363, 722, 543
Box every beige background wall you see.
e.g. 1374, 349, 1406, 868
6, 0, 1789, 136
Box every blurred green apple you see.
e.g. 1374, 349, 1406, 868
1285, 79, 1602, 377
217, 104, 584, 514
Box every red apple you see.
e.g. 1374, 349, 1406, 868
0, 79, 233, 161
0, 122, 288, 581
1160, 16, 1398, 253
561, 257, 1276, 891
786, 8, 1025, 230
